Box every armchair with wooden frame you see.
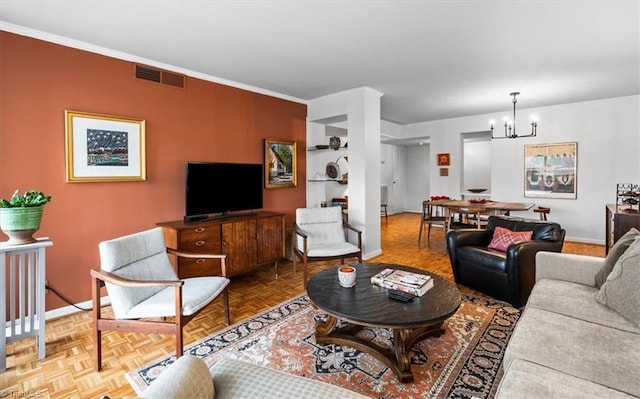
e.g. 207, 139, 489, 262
91, 227, 230, 371
292, 207, 363, 286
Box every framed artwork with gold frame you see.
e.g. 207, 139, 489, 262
264, 139, 297, 189
65, 110, 146, 182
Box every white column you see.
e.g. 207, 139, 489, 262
347, 88, 383, 258
307, 87, 383, 259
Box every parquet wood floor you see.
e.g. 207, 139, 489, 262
1, 213, 604, 398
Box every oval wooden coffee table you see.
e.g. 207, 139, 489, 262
306, 262, 461, 383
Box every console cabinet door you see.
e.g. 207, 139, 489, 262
222, 219, 257, 277
257, 214, 285, 264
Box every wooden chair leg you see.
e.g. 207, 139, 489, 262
302, 257, 308, 287
94, 329, 102, 372
418, 221, 424, 247
176, 321, 184, 358
92, 276, 103, 371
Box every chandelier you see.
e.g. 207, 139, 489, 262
490, 92, 538, 139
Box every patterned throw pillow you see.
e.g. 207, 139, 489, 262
595, 227, 640, 288
488, 226, 533, 252
595, 236, 640, 326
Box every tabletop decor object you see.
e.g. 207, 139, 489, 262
329, 136, 341, 150
0, 189, 52, 245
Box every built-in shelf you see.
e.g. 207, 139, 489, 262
307, 146, 348, 152
308, 179, 346, 183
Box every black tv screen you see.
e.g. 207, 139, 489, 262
185, 162, 263, 221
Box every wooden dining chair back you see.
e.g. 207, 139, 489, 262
292, 207, 362, 285
418, 200, 448, 247
91, 227, 231, 371
534, 206, 551, 221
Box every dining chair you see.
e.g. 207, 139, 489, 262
292, 207, 362, 285
533, 206, 551, 221
91, 227, 230, 371
418, 200, 448, 247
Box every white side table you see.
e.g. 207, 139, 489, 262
0, 238, 53, 371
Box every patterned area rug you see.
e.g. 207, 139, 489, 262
127, 293, 520, 399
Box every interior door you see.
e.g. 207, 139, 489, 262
390, 145, 406, 214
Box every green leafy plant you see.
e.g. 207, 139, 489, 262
0, 189, 52, 208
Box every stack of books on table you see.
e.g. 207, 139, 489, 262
371, 268, 434, 297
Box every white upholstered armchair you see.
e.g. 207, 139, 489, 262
91, 227, 230, 371
292, 207, 362, 285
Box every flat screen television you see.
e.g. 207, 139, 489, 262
184, 161, 263, 221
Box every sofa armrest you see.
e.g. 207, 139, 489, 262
140, 355, 214, 399
535, 252, 604, 286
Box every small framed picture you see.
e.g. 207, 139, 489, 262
264, 139, 297, 189
65, 110, 146, 182
437, 153, 450, 166
440, 168, 449, 176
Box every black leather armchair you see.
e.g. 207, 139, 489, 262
446, 216, 565, 307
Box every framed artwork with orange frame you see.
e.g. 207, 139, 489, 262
437, 153, 450, 166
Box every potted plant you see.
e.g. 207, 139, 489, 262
0, 189, 52, 245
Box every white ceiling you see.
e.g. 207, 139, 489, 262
1, 0, 638, 126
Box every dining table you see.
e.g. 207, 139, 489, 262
425, 199, 535, 230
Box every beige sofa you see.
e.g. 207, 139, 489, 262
495, 250, 640, 398
134, 355, 369, 399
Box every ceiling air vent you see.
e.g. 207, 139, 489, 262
135, 65, 185, 89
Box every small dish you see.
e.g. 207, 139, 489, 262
468, 188, 488, 194
469, 198, 487, 204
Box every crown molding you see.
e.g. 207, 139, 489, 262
0, 21, 307, 105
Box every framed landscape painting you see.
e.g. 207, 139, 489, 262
65, 110, 146, 182
524, 142, 577, 199
264, 139, 297, 189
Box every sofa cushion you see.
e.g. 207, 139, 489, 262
504, 308, 640, 397
595, 227, 640, 288
488, 226, 532, 252
210, 357, 369, 399
595, 236, 640, 327
527, 279, 640, 334
496, 359, 636, 399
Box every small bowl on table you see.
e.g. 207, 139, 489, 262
467, 188, 488, 194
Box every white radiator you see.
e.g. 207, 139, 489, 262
1, 238, 52, 371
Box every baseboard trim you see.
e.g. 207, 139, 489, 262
45, 296, 110, 321
363, 249, 383, 260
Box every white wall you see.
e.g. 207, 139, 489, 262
462, 134, 492, 193
401, 95, 640, 243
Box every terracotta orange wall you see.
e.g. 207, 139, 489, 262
0, 31, 307, 310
